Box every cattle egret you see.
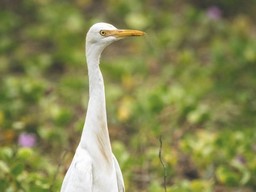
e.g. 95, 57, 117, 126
60, 22, 144, 192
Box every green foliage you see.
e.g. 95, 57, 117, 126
1, 0, 256, 191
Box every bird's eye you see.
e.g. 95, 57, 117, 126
99, 30, 107, 36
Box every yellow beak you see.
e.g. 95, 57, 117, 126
104, 29, 145, 37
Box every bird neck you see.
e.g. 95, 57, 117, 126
80, 44, 113, 165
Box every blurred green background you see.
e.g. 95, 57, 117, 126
1, 0, 256, 191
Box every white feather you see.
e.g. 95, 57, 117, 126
61, 22, 143, 191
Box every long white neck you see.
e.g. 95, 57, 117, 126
79, 43, 113, 165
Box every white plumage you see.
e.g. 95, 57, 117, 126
61, 23, 144, 192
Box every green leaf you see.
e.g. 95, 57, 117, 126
11, 162, 24, 176
0, 160, 9, 174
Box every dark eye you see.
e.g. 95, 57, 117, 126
99, 30, 106, 36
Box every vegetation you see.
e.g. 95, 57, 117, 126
0, 0, 256, 191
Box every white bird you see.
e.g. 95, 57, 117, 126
61, 23, 144, 192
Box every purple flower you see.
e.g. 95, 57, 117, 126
235, 155, 246, 164
206, 6, 222, 20
18, 132, 36, 147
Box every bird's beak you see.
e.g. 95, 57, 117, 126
105, 29, 145, 38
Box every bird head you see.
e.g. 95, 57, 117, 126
86, 22, 144, 50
